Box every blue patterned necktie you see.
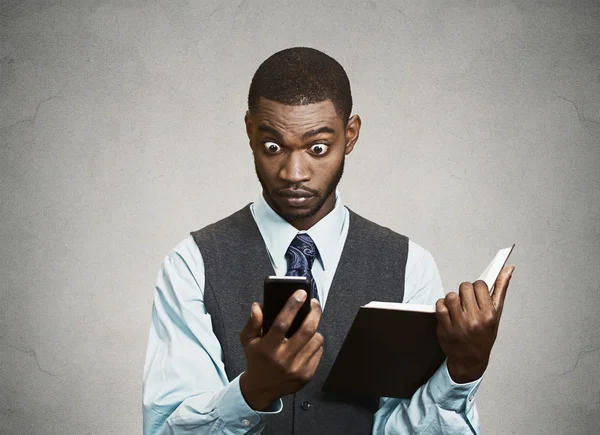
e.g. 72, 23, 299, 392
285, 233, 320, 302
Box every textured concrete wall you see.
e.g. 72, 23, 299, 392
1, 1, 599, 434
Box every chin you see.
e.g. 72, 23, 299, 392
283, 209, 318, 220
274, 200, 321, 220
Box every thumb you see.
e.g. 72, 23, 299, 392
240, 302, 263, 347
491, 265, 515, 317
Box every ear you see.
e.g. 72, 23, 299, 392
344, 114, 361, 155
245, 111, 253, 148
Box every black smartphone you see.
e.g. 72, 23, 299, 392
263, 276, 312, 338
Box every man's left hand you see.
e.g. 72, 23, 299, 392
435, 265, 515, 384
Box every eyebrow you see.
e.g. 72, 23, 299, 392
258, 124, 284, 141
302, 126, 336, 140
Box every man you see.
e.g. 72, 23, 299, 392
142, 47, 514, 434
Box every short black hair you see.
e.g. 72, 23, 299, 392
248, 47, 353, 123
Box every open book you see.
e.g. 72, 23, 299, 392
321, 245, 515, 399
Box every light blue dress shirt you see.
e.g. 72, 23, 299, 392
142, 193, 482, 434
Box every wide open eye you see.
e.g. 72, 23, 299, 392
264, 142, 282, 154
309, 143, 329, 155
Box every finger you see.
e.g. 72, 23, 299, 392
473, 280, 493, 311
240, 302, 263, 346
444, 291, 463, 323
458, 281, 478, 312
296, 331, 325, 363
435, 298, 453, 330
491, 265, 515, 317
286, 298, 322, 353
264, 290, 308, 343
302, 344, 324, 379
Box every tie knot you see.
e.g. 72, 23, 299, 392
286, 233, 318, 272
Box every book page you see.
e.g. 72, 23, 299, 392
363, 302, 436, 313
478, 245, 515, 292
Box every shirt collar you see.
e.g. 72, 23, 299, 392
251, 190, 346, 271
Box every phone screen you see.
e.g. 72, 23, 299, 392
263, 276, 312, 338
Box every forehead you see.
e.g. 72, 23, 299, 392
252, 98, 342, 132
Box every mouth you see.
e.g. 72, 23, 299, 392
277, 189, 316, 207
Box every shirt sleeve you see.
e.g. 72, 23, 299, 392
142, 236, 282, 435
371, 241, 482, 434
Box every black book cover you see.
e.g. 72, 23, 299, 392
322, 306, 446, 399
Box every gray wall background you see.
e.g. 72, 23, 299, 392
1, 0, 599, 434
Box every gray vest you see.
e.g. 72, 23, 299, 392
191, 205, 408, 434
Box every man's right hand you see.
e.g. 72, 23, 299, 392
239, 290, 324, 411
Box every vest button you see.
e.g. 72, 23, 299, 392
300, 400, 312, 411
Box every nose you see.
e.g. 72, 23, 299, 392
280, 151, 310, 184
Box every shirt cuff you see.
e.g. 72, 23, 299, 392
428, 360, 482, 413
215, 374, 283, 433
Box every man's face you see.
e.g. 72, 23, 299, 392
245, 98, 360, 230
